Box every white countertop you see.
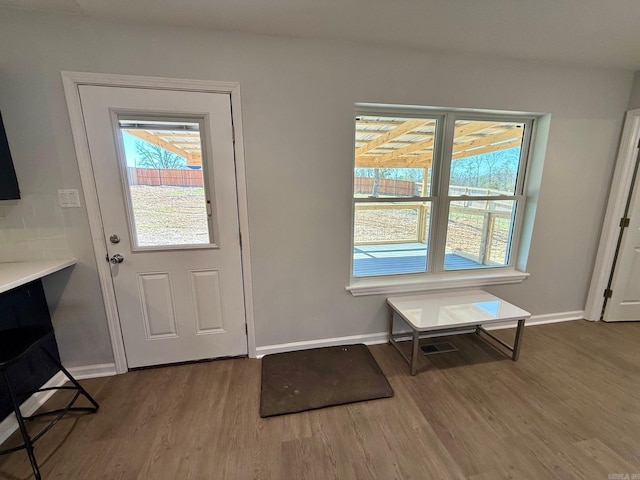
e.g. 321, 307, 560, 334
0, 259, 77, 294
387, 289, 531, 331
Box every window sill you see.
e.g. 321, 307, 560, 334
346, 269, 529, 297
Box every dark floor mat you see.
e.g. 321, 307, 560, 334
260, 344, 394, 417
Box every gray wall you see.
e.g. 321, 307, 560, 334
0, 8, 633, 367
629, 71, 640, 109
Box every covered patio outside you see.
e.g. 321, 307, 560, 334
353, 115, 523, 277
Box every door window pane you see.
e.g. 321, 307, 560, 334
118, 118, 212, 248
449, 121, 524, 196
445, 200, 516, 270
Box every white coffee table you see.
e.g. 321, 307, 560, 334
387, 290, 531, 375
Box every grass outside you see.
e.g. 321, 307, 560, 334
355, 205, 511, 264
129, 185, 209, 246
128, 185, 510, 264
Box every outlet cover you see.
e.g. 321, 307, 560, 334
58, 189, 81, 208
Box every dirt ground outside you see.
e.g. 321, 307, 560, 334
354, 206, 510, 264
129, 185, 210, 246
129, 185, 510, 263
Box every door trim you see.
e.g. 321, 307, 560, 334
585, 108, 640, 321
62, 72, 256, 373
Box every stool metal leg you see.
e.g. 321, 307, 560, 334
41, 348, 99, 411
1, 370, 41, 480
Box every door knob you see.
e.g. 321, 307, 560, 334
109, 254, 124, 264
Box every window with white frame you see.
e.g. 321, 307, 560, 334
352, 107, 533, 279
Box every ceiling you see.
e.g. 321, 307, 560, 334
2, 0, 640, 70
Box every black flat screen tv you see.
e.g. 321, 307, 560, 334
0, 111, 20, 200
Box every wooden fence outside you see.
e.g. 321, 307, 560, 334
354, 177, 417, 197
130, 168, 203, 187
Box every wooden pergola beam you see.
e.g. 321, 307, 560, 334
355, 120, 522, 168
454, 121, 506, 137
355, 119, 434, 157
356, 120, 407, 127
185, 154, 202, 166
355, 121, 510, 167
357, 131, 436, 166
124, 129, 202, 166
452, 128, 522, 157
154, 132, 200, 138
125, 129, 191, 159
452, 138, 522, 159
355, 152, 433, 168
355, 134, 521, 168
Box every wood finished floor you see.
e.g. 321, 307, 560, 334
0, 320, 639, 479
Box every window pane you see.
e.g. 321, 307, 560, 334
355, 115, 437, 198
353, 202, 431, 277
118, 118, 212, 247
445, 200, 516, 270
449, 121, 524, 196
354, 168, 428, 198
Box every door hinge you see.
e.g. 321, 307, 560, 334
245, 324, 248, 334
604, 288, 613, 299
620, 217, 630, 228
231, 126, 236, 143
239, 230, 242, 249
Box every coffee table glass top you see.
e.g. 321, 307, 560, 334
387, 289, 531, 331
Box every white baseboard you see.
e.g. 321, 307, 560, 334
255, 332, 389, 358
255, 310, 584, 358
68, 362, 117, 380
0, 363, 117, 446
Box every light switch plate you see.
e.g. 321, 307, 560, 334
58, 189, 81, 208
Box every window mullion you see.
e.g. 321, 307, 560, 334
430, 113, 455, 273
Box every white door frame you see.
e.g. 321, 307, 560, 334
585, 109, 640, 320
62, 72, 256, 373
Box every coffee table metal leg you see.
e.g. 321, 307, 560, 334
388, 307, 394, 343
512, 319, 525, 361
410, 329, 420, 376
476, 319, 526, 361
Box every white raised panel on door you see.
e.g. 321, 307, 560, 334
191, 269, 225, 334
138, 272, 179, 339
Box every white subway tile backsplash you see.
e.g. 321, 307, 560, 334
36, 227, 66, 239
0, 216, 24, 229
0, 193, 71, 262
6, 202, 33, 218
43, 248, 73, 261
9, 228, 28, 242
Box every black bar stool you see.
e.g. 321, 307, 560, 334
0, 326, 99, 479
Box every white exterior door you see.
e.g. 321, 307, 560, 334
605, 153, 640, 321
79, 85, 247, 367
